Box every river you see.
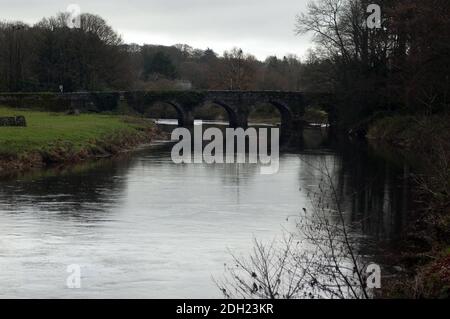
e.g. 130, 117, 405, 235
0, 121, 412, 298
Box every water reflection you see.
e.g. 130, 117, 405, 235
335, 140, 412, 241
0, 158, 130, 223
0, 124, 411, 298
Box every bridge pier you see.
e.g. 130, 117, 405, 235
180, 110, 194, 127
234, 111, 249, 129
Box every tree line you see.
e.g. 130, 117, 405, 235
295, 0, 450, 127
0, 12, 306, 94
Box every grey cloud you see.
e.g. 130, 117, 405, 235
0, 0, 312, 59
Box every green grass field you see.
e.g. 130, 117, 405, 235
0, 106, 152, 157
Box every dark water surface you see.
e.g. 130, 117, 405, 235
0, 122, 411, 298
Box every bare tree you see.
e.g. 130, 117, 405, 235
216, 236, 311, 299
216, 158, 373, 299
220, 48, 257, 90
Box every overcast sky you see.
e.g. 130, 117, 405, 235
0, 0, 313, 60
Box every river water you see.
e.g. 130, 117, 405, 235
0, 122, 411, 298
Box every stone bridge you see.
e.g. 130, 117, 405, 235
0, 91, 335, 132
123, 91, 336, 131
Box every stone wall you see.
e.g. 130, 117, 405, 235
0, 116, 27, 127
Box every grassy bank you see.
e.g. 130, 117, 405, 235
368, 115, 450, 298
0, 106, 162, 176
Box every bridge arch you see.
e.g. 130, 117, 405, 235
141, 100, 188, 127
166, 101, 188, 127
268, 100, 294, 131
210, 100, 239, 127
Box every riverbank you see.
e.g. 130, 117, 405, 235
0, 106, 165, 178
368, 115, 450, 298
